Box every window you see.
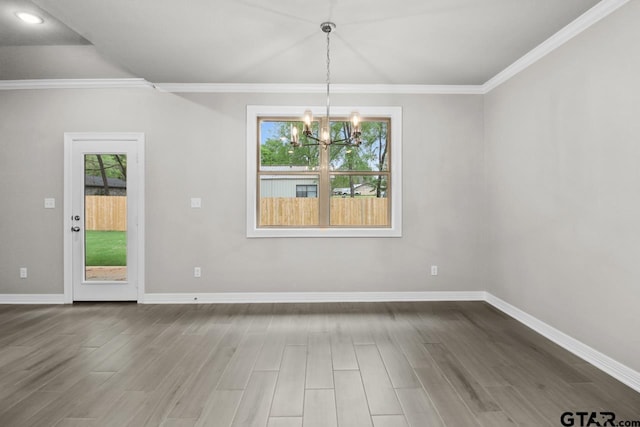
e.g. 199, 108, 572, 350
247, 106, 402, 237
296, 185, 318, 198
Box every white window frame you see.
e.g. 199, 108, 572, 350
247, 105, 402, 238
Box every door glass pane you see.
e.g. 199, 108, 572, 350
330, 175, 389, 226
84, 154, 127, 281
259, 175, 319, 226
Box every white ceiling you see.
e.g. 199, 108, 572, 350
4, 0, 603, 85
0, 0, 88, 45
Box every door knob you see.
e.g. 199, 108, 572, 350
73, 215, 80, 221
71, 226, 81, 232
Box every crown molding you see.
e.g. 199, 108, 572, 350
154, 83, 485, 95
482, 0, 630, 93
0, 78, 155, 90
0, 79, 481, 94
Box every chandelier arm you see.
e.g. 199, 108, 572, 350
300, 142, 357, 148
324, 138, 356, 146
299, 131, 358, 146
300, 139, 358, 147
303, 134, 323, 144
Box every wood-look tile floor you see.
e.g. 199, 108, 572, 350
0, 302, 638, 427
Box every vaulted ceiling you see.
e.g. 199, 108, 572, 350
2, 0, 602, 84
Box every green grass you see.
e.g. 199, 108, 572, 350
85, 231, 126, 266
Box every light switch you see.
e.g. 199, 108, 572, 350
44, 198, 55, 209
191, 198, 202, 208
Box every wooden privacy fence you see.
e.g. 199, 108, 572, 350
85, 196, 127, 231
260, 197, 388, 226
330, 197, 388, 226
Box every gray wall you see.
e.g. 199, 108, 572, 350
0, 90, 486, 294
485, 2, 640, 372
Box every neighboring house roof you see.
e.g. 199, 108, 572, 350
261, 175, 318, 180
260, 165, 317, 180
355, 183, 374, 189
260, 166, 315, 172
85, 175, 126, 188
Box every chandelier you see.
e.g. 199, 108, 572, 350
290, 22, 362, 149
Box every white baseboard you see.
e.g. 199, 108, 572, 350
0, 294, 65, 304
141, 291, 486, 304
485, 293, 640, 394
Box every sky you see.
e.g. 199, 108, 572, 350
260, 121, 282, 145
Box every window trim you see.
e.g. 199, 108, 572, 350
247, 105, 402, 238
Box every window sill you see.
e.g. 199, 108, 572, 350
247, 226, 402, 238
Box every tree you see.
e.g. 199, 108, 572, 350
85, 155, 127, 180
85, 154, 128, 195
368, 121, 388, 197
95, 155, 110, 195
260, 122, 319, 168
114, 155, 126, 179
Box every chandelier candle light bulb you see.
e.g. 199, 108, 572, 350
304, 110, 313, 131
322, 127, 330, 143
351, 112, 361, 130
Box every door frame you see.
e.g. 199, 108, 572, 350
63, 132, 145, 303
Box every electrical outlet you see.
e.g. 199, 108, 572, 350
431, 265, 438, 276
191, 198, 202, 208
20, 267, 28, 279
44, 198, 55, 209
194, 267, 201, 278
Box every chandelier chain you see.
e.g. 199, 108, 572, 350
326, 29, 331, 123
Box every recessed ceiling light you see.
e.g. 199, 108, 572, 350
16, 12, 44, 24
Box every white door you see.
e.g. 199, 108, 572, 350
64, 133, 145, 302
